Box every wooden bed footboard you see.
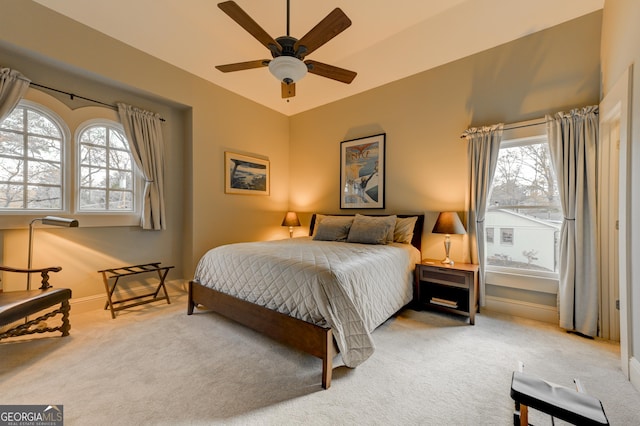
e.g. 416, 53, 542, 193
188, 280, 338, 389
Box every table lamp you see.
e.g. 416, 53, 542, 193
432, 212, 466, 265
281, 211, 301, 238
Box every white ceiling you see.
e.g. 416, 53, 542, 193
34, 0, 603, 116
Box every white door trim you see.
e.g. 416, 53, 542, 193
599, 65, 632, 378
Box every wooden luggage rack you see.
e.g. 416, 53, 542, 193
99, 262, 174, 319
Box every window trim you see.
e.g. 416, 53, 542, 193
484, 131, 561, 284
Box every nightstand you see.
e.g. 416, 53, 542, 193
414, 259, 479, 325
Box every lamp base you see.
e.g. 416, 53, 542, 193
441, 257, 454, 266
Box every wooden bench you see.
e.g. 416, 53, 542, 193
99, 262, 173, 319
0, 266, 71, 340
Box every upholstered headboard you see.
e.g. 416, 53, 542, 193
309, 213, 424, 252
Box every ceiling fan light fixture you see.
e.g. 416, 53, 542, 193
268, 56, 307, 84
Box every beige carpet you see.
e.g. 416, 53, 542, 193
1, 290, 638, 425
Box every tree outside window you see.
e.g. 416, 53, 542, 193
0, 105, 64, 210
78, 123, 135, 211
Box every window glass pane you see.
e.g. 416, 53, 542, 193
80, 166, 107, 188
27, 185, 61, 209
108, 190, 133, 210
27, 110, 61, 138
486, 140, 561, 273
28, 136, 61, 161
28, 160, 61, 185
0, 157, 24, 182
78, 123, 136, 213
486, 227, 494, 243
0, 131, 23, 156
80, 126, 106, 146
80, 144, 107, 167
79, 188, 106, 210
109, 170, 132, 190
109, 129, 128, 150
0, 108, 24, 131
0, 104, 65, 212
0, 184, 24, 208
109, 149, 132, 170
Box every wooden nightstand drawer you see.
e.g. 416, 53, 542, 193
414, 260, 479, 325
419, 267, 469, 289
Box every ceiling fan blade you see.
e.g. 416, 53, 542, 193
294, 8, 351, 57
305, 60, 357, 84
281, 82, 296, 98
216, 60, 269, 72
218, 1, 280, 53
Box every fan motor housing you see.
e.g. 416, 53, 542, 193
274, 36, 305, 59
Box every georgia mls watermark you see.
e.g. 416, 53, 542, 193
0, 405, 63, 426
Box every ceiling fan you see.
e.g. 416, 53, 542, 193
215, 0, 357, 99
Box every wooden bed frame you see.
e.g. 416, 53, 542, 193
187, 213, 424, 389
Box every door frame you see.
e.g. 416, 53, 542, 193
599, 65, 632, 378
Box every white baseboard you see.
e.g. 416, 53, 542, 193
69, 279, 188, 315
629, 357, 640, 392
484, 295, 558, 324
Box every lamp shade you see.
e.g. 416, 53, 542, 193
281, 211, 301, 227
41, 216, 79, 227
269, 56, 308, 84
432, 212, 466, 235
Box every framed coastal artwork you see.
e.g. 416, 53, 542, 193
224, 152, 270, 195
340, 133, 385, 209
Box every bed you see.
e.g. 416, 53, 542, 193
188, 213, 424, 389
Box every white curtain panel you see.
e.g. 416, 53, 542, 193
0, 67, 30, 122
117, 103, 167, 230
462, 124, 503, 306
547, 106, 599, 336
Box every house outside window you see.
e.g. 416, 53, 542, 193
77, 121, 135, 212
0, 102, 67, 211
485, 135, 561, 275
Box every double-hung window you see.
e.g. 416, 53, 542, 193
485, 134, 562, 289
0, 102, 66, 211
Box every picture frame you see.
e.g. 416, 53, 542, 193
224, 151, 270, 195
340, 133, 385, 209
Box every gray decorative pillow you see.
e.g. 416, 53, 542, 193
347, 214, 397, 245
313, 216, 354, 241
394, 216, 418, 244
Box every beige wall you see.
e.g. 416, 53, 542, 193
0, 1, 289, 305
289, 11, 602, 261
601, 0, 640, 373
0, 3, 602, 311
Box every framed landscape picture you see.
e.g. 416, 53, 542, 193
340, 133, 385, 209
224, 152, 270, 195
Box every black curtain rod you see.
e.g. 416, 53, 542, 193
29, 81, 166, 122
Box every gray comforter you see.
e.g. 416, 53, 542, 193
193, 237, 420, 367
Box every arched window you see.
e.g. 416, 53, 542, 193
77, 120, 136, 212
0, 102, 66, 210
